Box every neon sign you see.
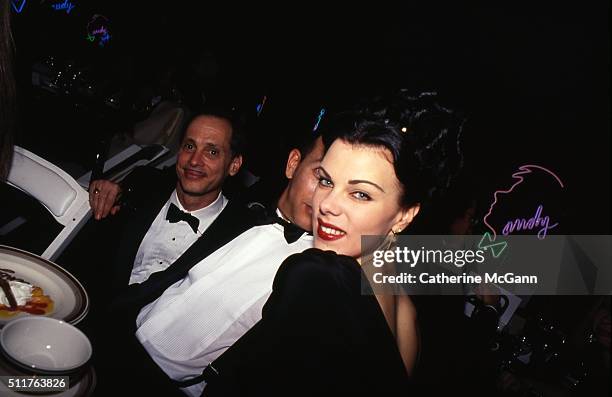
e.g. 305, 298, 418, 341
313, 108, 326, 131
11, 0, 26, 13
502, 204, 558, 239
256, 96, 267, 117
477, 232, 508, 258
85, 14, 111, 47
479, 164, 564, 257
51, 0, 75, 14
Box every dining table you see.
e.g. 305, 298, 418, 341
0, 245, 96, 397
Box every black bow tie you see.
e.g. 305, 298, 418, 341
166, 203, 199, 233
271, 215, 309, 244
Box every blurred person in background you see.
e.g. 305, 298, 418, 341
0, 0, 16, 179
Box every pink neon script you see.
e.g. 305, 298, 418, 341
483, 164, 564, 240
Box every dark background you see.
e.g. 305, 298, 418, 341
4, 3, 610, 395
8, 1, 610, 233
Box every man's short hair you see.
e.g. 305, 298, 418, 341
183, 105, 247, 158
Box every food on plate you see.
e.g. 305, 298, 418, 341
0, 268, 54, 317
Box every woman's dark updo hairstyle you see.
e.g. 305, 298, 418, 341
320, 90, 465, 209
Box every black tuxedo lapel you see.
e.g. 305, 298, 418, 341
109, 196, 168, 291
109, 166, 177, 291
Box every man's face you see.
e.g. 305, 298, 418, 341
280, 137, 325, 231
176, 115, 241, 203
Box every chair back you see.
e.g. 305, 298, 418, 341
5, 146, 91, 261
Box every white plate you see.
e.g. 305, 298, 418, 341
0, 245, 89, 327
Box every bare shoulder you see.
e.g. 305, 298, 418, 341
396, 295, 417, 320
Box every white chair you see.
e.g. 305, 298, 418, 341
76, 144, 170, 189
5, 146, 92, 261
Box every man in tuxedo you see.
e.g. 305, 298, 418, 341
90, 106, 332, 395
84, 108, 245, 297
133, 129, 329, 396
97, 119, 331, 397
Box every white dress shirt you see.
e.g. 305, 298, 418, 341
136, 210, 313, 397
129, 190, 228, 285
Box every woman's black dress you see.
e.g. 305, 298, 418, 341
203, 248, 411, 396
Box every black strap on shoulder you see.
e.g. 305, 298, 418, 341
171, 320, 265, 390
171, 363, 219, 388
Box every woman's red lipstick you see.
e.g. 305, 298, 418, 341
317, 219, 346, 241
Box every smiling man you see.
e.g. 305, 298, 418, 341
87, 108, 246, 291
175, 115, 242, 211
127, 111, 243, 285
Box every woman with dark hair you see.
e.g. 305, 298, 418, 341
0, 0, 16, 179
201, 91, 465, 396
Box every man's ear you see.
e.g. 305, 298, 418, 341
285, 149, 302, 179
392, 204, 421, 233
228, 155, 243, 176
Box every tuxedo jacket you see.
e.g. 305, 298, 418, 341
89, 166, 276, 397
105, 165, 177, 292
100, 167, 275, 327
56, 166, 175, 309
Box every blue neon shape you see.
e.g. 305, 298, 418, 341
52, 0, 75, 13
313, 108, 326, 131
11, 0, 26, 13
